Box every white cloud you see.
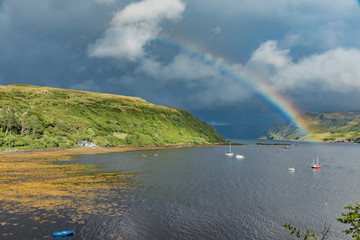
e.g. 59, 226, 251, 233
88, 0, 185, 60
188, 0, 360, 53
137, 54, 225, 85
134, 53, 252, 107
88, 0, 360, 109
123, 38, 360, 108
191, 0, 357, 20
157, 54, 222, 81
248, 40, 291, 69
247, 40, 360, 92
278, 48, 360, 92
281, 33, 304, 48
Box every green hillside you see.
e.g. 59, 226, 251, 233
259, 121, 303, 141
260, 111, 360, 143
0, 85, 225, 150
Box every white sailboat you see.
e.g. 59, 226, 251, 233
311, 156, 321, 169
225, 142, 234, 156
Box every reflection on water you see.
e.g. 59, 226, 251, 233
3, 140, 360, 239
69, 140, 360, 239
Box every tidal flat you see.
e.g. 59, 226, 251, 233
0, 146, 177, 239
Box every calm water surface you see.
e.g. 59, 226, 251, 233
69, 140, 360, 240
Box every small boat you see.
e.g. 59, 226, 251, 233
235, 154, 244, 159
53, 230, 74, 238
288, 168, 295, 171
311, 156, 321, 169
225, 142, 234, 156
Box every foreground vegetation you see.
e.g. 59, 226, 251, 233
0, 84, 225, 150
261, 111, 360, 142
284, 202, 360, 240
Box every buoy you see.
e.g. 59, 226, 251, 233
325, 202, 327, 206
298, 170, 300, 172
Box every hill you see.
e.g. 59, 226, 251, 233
0, 85, 225, 150
260, 111, 360, 143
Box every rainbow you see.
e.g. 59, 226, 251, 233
152, 38, 313, 140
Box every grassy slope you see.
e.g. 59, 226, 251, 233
261, 111, 360, 142
259, 121, 303, 140
0, 85, 225, 150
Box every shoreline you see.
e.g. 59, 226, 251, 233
0, 141, 237, 238
0, 140, 350, 238
0, 142, 234, 156
7, 138, 356, 157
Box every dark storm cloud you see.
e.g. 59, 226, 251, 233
1, 0, 360, 138
0, 0, 127, 86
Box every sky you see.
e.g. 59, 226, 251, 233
1, 0, 360, 138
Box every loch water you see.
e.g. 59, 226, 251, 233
68, 140, 360, 239
3, 140, 360, 239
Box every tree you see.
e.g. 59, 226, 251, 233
4, 134, 16, 147
20, 114, 31, 136
28, 115, 44, 137
336, 202, 360, 240
1, 108, 21, 135
285, 202, 360, 240
86, 127, 96, 140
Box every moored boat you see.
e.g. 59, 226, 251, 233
225, 142, 234, 156
236, 154, 244, 159
311, 156, 321, 169
288, 168, 295, 171
53, 230, 74, 237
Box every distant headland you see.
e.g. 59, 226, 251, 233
260, 111, 360, 143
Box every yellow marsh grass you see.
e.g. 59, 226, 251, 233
0, 144, 207, 228
0, 146, 169, 222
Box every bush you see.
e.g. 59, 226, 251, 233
336, 202, 360, 239
31, 138, 47, 149
137, 134, 154, 146
0, 132, 4, 145
4, 134, 16, 147
94, 136, 110, 147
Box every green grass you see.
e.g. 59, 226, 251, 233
0, 85, 225, 150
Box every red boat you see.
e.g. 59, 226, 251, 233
311, 156, 321, 169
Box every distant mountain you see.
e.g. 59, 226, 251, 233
260, 111, 360, 143
0, 85, 225, 150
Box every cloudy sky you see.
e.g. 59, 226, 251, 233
1, 0, 360, 138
